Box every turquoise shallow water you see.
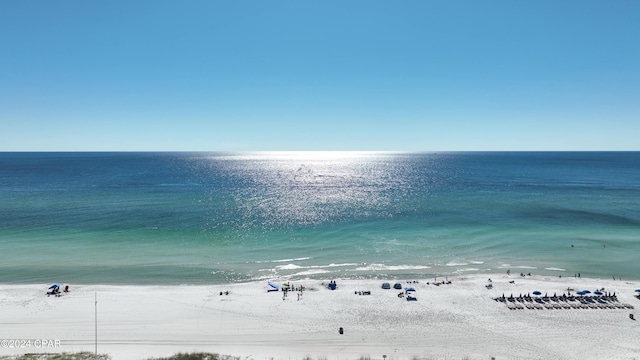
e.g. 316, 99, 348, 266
1, 152, 639, 284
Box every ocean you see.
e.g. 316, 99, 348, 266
1, 152, 639, 285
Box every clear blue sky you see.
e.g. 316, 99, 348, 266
1, 1, 639, 151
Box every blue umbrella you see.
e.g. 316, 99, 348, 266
576, 291, 586, 295
532, 291, 542, 295
405, 287, 416, 292
594, 291, 603, 295
49, 284, 60, 289
635, 289, 640, 293
582, 290, 591, 294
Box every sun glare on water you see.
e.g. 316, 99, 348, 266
199, 151, 410, 228
215, 151, 401, 162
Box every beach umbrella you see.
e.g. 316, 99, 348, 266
635, 289, 640, 293
532, 291, 542, 296
576, 291, 586, 295
582, 290, 591, 294
405, 287, 416, 292
49, 284, 60, 289
594, 291, 603, 295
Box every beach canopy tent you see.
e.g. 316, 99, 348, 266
532, 291, 542, 296
381, 282, 391, 289
405, 287, 416, 292
393, 283, 402, 289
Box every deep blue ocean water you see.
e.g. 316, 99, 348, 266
1, 152, 639, 284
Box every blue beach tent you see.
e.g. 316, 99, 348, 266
267, 282, 279, 292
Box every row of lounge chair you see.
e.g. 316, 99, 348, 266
494, 293, 635, 310
504, 302, 634, 310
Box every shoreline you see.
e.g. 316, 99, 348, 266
1, 274, 639, 360
3, 267, 638, 287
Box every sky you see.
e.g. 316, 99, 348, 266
1, 1, 639, 151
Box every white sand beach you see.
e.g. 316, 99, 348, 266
1, 274, 639, 360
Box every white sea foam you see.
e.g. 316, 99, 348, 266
545, 267, 566, 272
274, 263, 360, 271
498, 264, 537, 269
291, 269, 330, 276
446, 262, 468, 266
256, 257, 312, 264
276, 264, 303, 270
353, 264, 431, 271
247, 274, 273, 282
323, 263, 360, 268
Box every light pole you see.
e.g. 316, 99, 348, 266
95, 292, 97, 356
